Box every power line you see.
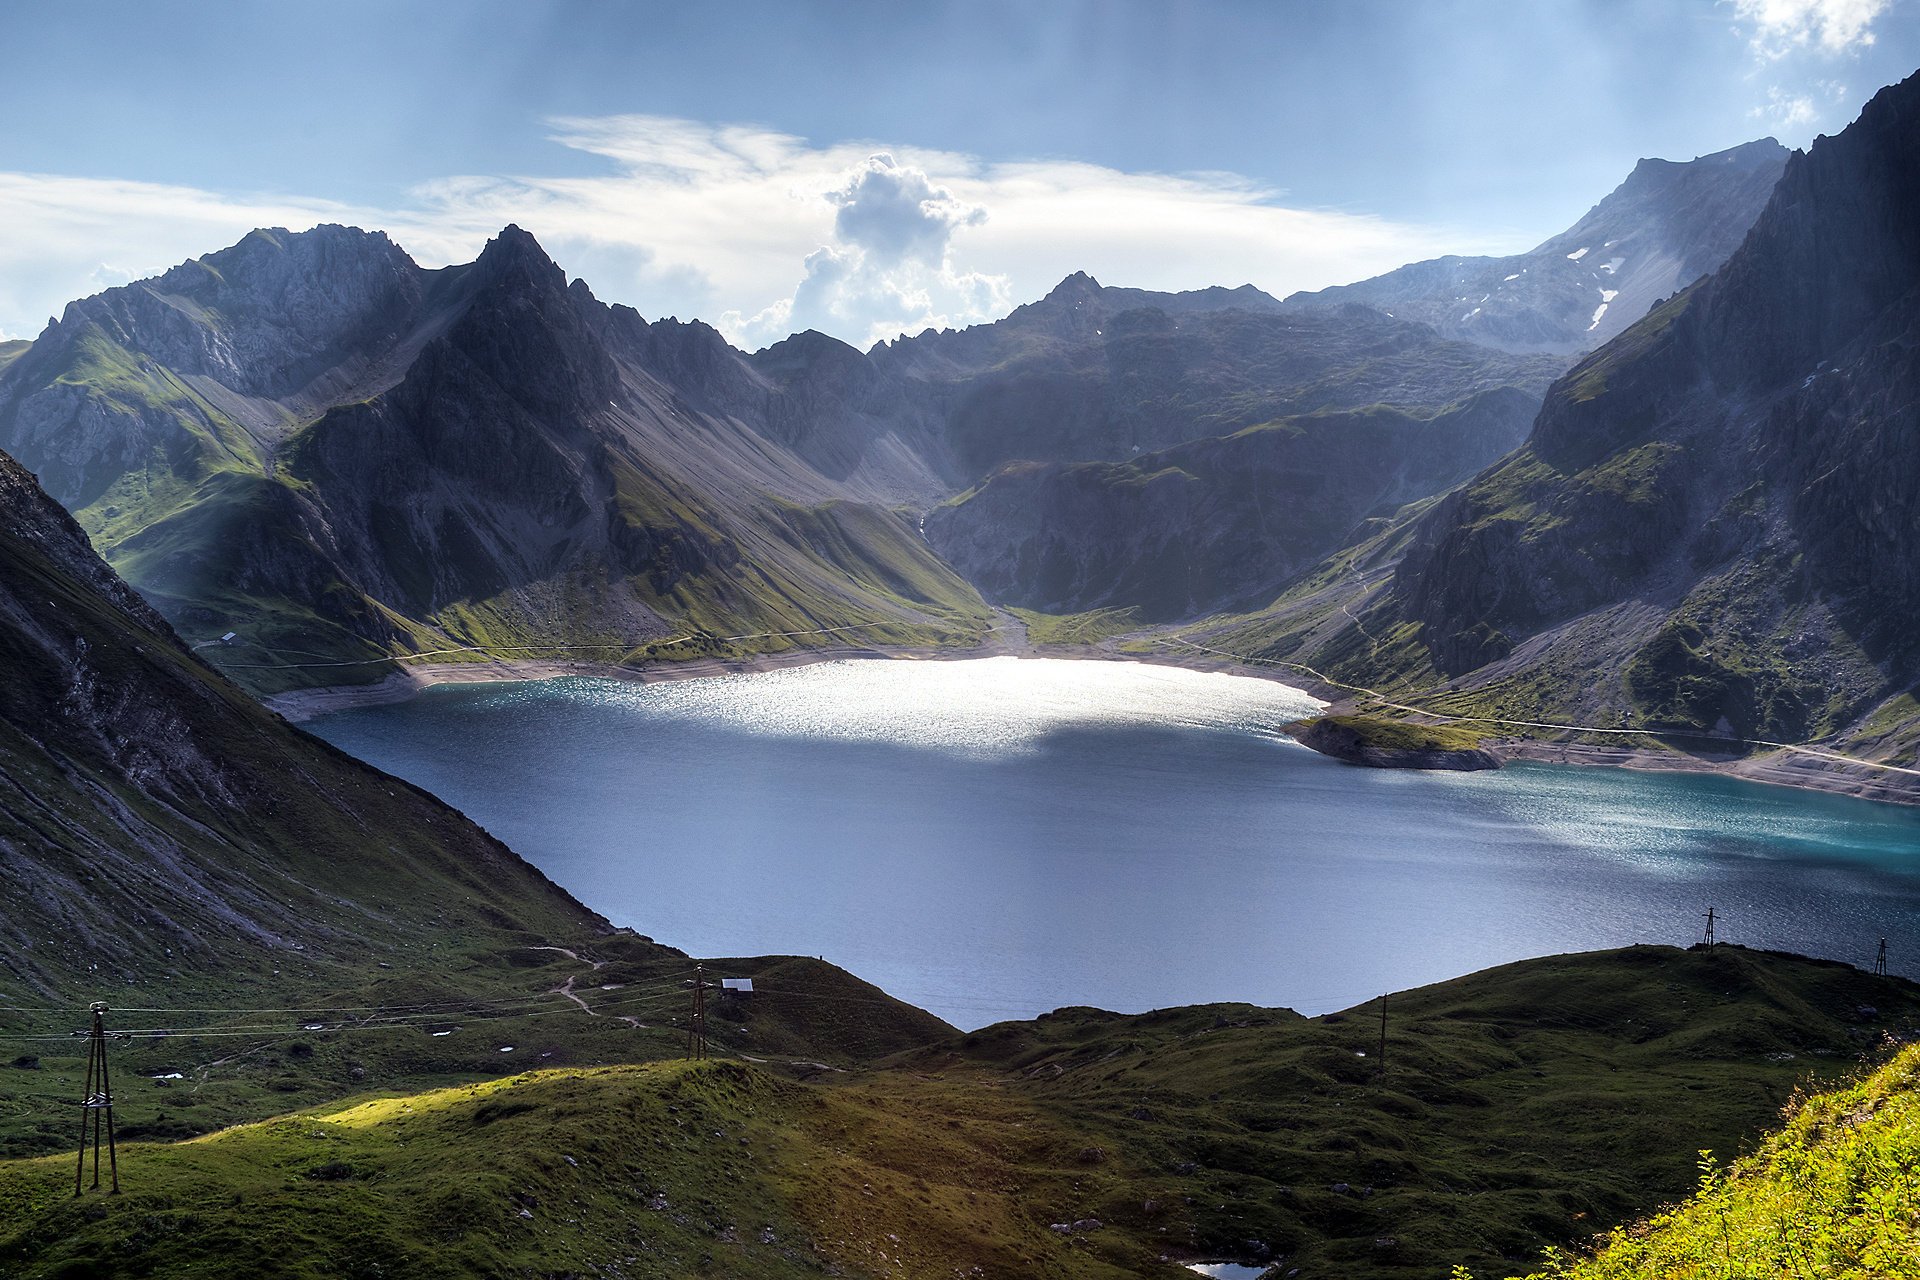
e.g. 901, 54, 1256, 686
75, 1003, 118, 1197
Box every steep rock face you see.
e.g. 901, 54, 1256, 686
0, 227, 995, 688
925, 388, 1539, 619
1320, 72, 1920, 751
0, 226, 422, 510
1289, 140, 1789, 354
0, 446, 603, 996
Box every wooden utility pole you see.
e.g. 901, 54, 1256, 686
1876, 937, 1889, 976
685, 965, 708, 1061
75, 1002, 119, 1196
1701, 906, 1717, 949
1376, 994, 1388, 1079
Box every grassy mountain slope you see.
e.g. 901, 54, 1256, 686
0, 1059, 1167, 1280
896, 944, 1920, 1278
1517, 1041, 1920, 1278
3, 946, 1913, 1279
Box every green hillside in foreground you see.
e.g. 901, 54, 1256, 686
1516, 1040, 1920, 1279
4, 945, 1916, 1279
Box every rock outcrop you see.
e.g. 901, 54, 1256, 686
1285, 716, 1502, 771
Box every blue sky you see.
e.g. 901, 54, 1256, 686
2, 0, 1916, 347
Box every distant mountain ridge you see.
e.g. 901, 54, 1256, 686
1287, 139, 1790, 354
0, 238, 1556, 688
925, 387, 1540, 620
0, 133, 1791, 685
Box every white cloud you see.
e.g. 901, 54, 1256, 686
1729, 0, 1891, 57
721, 152, 1007, 348
829, 153, 985, 265
1751, 84, 1822, 126
0, 116, 1511, 351
1746, 77, 1855, 136
0, 172, 379, 342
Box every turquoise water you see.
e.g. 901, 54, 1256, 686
308, 657, 1920, 1030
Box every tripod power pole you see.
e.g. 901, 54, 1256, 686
1701, 906, 1717, 949
1876, 937, 1889, 977
75, 1002, 119, 1196
685, 965, 709, 1061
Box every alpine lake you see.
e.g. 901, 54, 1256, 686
308, 656, 1920, 1030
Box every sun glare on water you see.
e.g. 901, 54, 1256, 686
539, 656, 1326, 760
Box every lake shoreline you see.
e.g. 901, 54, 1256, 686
265, 640, 1920, 808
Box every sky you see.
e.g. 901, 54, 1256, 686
1, 0, 1916, 349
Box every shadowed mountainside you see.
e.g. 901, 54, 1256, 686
1195, 71, 1920, 779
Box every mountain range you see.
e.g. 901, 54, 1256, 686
0, 131, 1784, 694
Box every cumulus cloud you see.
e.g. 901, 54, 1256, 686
723, 153, 1007, 348
0, 116, 1504, 350
829, 154, 985, 264
1730, 0, 1891, 57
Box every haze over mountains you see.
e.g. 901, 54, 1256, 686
1213, 70, 1920, 768
0, 134, 1790, 699
1289, 139, 1790, 354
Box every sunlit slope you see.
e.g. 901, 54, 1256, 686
7, 946, 1913, 1279
0, 1060, 1163, 1280
1516, 1042, 1920, 1279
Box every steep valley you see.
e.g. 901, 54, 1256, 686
7, 57, 1920, 1280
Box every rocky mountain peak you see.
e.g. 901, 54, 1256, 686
1288, 138, 1788, 355
1677, 70, 1920, 397
13, 223, 424, 409
1617, 137, 1786, 189
472, 224, 567, 292
1044, 271, 1103, 303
